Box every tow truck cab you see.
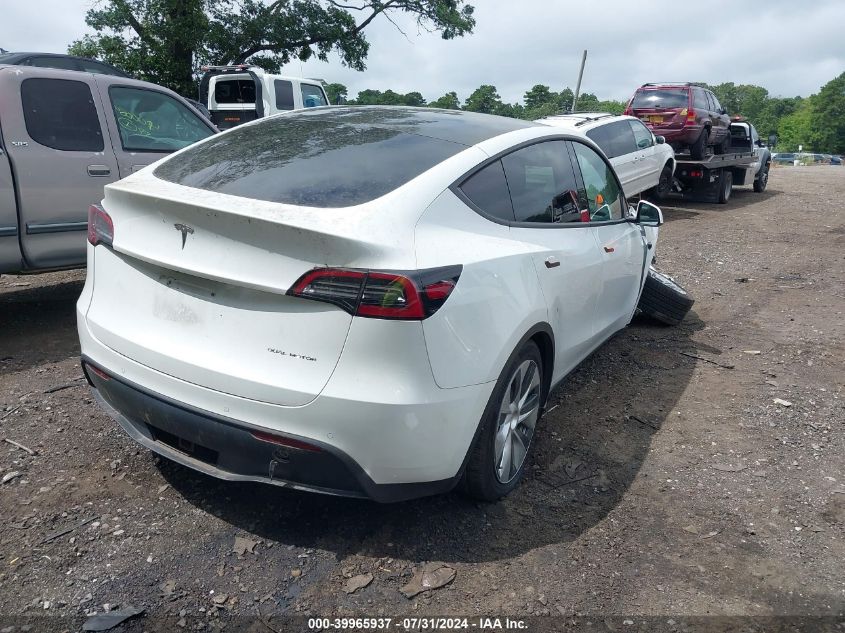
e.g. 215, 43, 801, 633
199, 65, 330, 130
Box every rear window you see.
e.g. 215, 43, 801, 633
214, 80, 256, 104
154, 108, 468, 207
631, 89, 689, 109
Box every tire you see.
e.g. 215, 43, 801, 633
753, 164, 769, 192
717, 170, 733, 204
714, 131, 730, 155
463, 341, 544, 501
689, 128, 709, 160
650, 163, 673, 201
637, 268, 694, 326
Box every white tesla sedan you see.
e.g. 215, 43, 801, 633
77, 106, 663, 502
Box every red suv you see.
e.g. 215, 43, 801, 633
625, 83, 730, 160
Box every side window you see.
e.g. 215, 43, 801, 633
301, 84, 328, 108
710, 92, 723, 112
628, 120, 654, 150
586, 126, 613, 158
459, 160, 514, 222
501, 141, 582, 224
274, 80, 294, 110
604, 121, 638, 157
109, 87, 213, 152
693, 88, 707, 109
20, 78, 104, 151
571, 142, 624, 222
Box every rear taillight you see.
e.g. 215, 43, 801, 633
87, 204, 114, 247
684, 107, 696, 124
288, 266, 462, 320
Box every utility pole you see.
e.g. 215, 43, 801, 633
571, 50, 587, 113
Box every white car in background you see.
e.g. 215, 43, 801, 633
78, 107, 664, 503
538, 113, 676, 199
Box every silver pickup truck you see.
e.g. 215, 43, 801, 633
0, 65, 217, 273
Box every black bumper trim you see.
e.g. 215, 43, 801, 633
81, 356, 459, 503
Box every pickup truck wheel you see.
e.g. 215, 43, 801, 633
717, 170, 733, 204
463, 341, 543, 501
753, 164, 769, 192
690, 128, 708, 160
637, 268, 694, 326
651, 164, 673, 200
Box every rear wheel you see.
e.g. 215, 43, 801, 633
714, 131, 730, 155
753, 164, 769, 192
651, 163, 674, 200
690, 128, 709, 160
463, 341, 543, 501
718, 170, 733, 204
637, 268, 694, 326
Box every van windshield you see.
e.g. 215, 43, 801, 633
632, 89, 689, 109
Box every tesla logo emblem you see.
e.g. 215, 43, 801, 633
174, 223, 194, 249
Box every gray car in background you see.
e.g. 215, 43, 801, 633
0, 64, 217, 274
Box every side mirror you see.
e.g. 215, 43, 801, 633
655, 135, 666, 145
721, 108, 728, 115
635, 200, 663, 226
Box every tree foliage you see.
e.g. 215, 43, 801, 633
808, 72, 845, 154
428, 91, 460, 109
323, 82, 348, 105
69, 0, 475, 95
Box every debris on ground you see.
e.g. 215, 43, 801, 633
344, 573, 374, 594
233, 536, 257, 555
400, 563, 456, 598
3, 438, 36, 455
82, 606, 144, 631
774, 398, 793, 407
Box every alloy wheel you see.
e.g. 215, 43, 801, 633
494, 359, 541, 483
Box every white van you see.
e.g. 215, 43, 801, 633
199, 65, 329, 129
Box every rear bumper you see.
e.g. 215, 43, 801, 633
651, 125, 701, 145
76, 291, 495, 500
83, 359, 457, 502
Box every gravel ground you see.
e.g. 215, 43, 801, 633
0, 166, 843, 630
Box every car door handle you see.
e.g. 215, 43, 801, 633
87, 165, 111, 177
544, 257, 560, 269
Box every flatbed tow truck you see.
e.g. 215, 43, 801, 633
669, 119, 771, 204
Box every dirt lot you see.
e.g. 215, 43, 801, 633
0, 166, 843, 630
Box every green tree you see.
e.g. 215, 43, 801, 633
523, 84, 556, 110
556, 87, 574, 112
323, 82, 348, 105
428, 91, 461, 109
593, 99, 626, 115
777, 99, 814, 151
808, 72, 845, 154
494, 102, 524, 118
464, 84, 502, 114
68, 0, 475, 96
403, 91, 426, 107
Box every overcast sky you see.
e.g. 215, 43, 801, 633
2, 0, 843, 104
